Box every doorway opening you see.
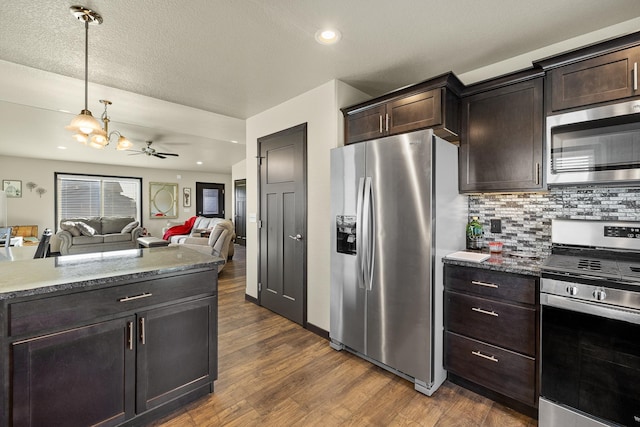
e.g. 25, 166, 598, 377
234, 179, 246, 246
195, 182, 225, 218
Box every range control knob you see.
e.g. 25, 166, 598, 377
566, 286, 579, 296
593, 289, 607, 301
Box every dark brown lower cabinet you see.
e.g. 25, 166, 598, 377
444, 264, 539, 417
12, 318, 135, 427
5, 270, 217, 427
137, 297, 216, 412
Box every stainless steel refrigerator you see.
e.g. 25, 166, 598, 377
330, 128, 465, 395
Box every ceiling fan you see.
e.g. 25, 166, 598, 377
128, 141, 179, 159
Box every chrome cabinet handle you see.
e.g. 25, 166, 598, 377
535, 162, 540, 185
288, 234, 302, 241
472, 350, 498, 363
119, 292, 153, 302
127, 321, 134, 350
379, 115, 383, 133
634, 62, 638, 91
472, 307, 499, 317
140, 317, 146, 345
385, 113, 389, 132
471, 280, 499, 289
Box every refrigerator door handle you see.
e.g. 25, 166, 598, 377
363, 177, 375, 291
355, 177, 366, 289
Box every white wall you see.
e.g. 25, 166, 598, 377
458, 16, 640, 84
0, 155, 232, 238
245, 79, 369, 331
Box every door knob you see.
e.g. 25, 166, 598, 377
288, 234, 303, 241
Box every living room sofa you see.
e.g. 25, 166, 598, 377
54, 216, 142, 255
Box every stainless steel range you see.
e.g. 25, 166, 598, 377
540, 219, 640, 427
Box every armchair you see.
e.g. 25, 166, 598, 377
169, 219, 234, 272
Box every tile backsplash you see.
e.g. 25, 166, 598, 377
467, 186, 640, 257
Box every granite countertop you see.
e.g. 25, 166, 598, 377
442, 250, 545, 276
0, 246, 223, 300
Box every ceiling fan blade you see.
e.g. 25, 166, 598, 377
153, 153, 167, 159
127, 151, 145, 156
156, 152, 179, 157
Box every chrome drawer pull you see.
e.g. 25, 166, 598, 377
140, 317, 146, 345
471, 280, 499, 289
127, 321, 134, 350
472, 307, 499, 317
119, 292, 153, 302
472, 350, 498, 363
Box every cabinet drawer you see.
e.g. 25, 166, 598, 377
445, 291, 536, 356
444, 265, 537, 304
445, 331, 535, 405
9, 270, 215, 337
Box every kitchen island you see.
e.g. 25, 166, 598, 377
0, 246, 221, 427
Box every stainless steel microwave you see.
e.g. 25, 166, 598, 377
546, 100, 640, 186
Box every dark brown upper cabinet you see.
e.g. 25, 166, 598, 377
535, 32, 640, 113
459, 69, 544, 193
343, 72, 463, 145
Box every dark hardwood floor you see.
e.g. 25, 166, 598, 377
151, 245, 537, 426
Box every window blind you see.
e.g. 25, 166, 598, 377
56, 173, 142, 223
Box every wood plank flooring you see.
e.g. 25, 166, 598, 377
151, 245, 537, 426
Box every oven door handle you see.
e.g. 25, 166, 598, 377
541, 293, 640, 326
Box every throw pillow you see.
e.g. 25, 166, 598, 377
60, 221, 81, 237
121, 220, 139, 233
75, 222, 97, 236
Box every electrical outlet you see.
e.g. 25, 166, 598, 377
490, 219, 502, 233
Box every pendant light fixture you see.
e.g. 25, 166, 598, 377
65, 5, 132, 151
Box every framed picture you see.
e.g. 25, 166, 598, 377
3, 180, 22, 198
149, 182, 178, 218
183, 187, 191, 207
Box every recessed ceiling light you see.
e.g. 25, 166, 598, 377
57, 146, 67, 150
196, 161, 203, 165
315, 28, 341, 45
231, 140, 238, 144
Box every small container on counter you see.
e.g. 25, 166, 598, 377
488, 241, 503, 254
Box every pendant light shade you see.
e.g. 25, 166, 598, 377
66, 110, 102, 135
116, 136, 133, 151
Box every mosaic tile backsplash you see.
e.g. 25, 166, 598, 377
467, 186, 640, 258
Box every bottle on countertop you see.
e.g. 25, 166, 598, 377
466, 216, 483, 250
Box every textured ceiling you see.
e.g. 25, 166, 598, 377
0, 1, 638, 172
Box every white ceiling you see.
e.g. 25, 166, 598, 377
0, 1, 639, 173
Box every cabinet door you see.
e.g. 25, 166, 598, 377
12, 317, 135, 427
549, 46, 640, 111
388, 89, 442, 135
136, 297, 217, 412
460, 78, 543, 192
345, 104, 386, 144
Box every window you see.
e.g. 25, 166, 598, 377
55, 173, 142, 224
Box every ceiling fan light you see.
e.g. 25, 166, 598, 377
116, 136, 133, 150
67, 110, 102, 135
